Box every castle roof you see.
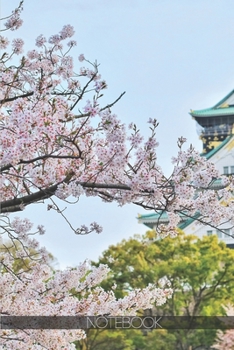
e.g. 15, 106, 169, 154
190, 90, 234, 118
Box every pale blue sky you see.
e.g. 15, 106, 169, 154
2, 0, 234, 268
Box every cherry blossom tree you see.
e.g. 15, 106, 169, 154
1, 2, 234, 348
0, 216, 172, 349
213, 305, 234, 350
1, 3, 234, 237
0, 4, 171, 348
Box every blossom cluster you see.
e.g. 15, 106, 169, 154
213, 305, 234, 349
0, 219, 172, 349
3, 1, 23, 31
1, 10, 234, 235
1, 3, 234, 348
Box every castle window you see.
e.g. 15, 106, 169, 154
216, 230, 222, 238
222, 229, 231, 237
223, 166, 229, 175
207, 230, 212, 236
223, 166, 234, 175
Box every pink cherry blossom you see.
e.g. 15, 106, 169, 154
12, 38, 24, 54
213, 305, 234, 349
0, 218, 172, 349
1, 3, 234, 348
78, 53, 85, 62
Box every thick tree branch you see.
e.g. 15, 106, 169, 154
0, 180, 157, 213
0, 183, 59, 212
0, 91, 34, 105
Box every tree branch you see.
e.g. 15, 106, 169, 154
0, 91, 34, 105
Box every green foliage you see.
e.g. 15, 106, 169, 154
76, 230, 234, 349
75, 329, 135, 350
0, 240, 56, 273
97, 230, 234, 316
75, 329, 176, 350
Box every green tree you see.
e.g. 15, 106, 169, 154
77, 231, 234, 350
0, 239, 56, 273
75, 328, 176, 350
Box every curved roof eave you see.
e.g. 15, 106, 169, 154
190, 90, 234, 118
